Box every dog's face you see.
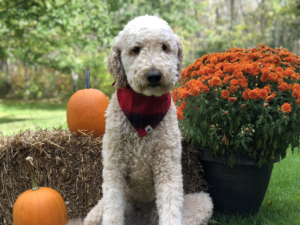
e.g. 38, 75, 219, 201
107, 15, 183, 97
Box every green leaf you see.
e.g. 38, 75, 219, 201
203, 120, 207, 129
263, 123, 269, 141
234, 116, 241, 127
228, 154, 236, 168
229, 123, 233, 132
203, 137, 206, 146
273, 140, 277, 150
257, 139, 262, 149
241, 140, 248, 150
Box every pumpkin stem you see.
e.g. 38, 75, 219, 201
25, 156, 40, 191
85, 70, 91, 89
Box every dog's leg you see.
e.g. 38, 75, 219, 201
182, 193, 213, 225
153, 156, 184, 225
102, 168, 126, 225
83, 199, 104, 225
67, 218, 84, 225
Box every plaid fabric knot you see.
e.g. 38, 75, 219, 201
117, 86, 171, 137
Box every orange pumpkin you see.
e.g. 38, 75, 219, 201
67, 70, 109, 137
13, 157, 68, 225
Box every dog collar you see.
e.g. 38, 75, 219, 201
117, 85, 171, 137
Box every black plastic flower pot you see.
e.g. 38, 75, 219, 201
197, 147, 280, 215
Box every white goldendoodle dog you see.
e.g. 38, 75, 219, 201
68, 15, 213, 225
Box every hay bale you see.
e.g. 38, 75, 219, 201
0, 128, 207, 224
182, 140, 209, 194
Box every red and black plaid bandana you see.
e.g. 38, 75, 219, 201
117, 86, 171, 137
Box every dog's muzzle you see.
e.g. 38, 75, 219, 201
147, 71, 162, 86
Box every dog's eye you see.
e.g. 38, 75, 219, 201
162, 44, 167, 51
132, 47, 140, 54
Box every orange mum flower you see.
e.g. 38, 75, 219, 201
295, 99, 300, 105
268, 73, 278, 82
239, 78, 248, 89
191, 86, 201, 96
248, 89, 258, 100
242, 89, 250, 100
291, 75, 297, 81
259, 89, 268, 99
195, 107, 199, 111
277, 71, 283, 79
278, 78, 284, 84
221, 90, 230, 99
177, 110, 185, 120
281, 102, 292, 113
201, 85, 209, 93
260, 74, 269, 82
230, 79, 239, 86
214, 70, 224, 77
276, 67, 284, 73
292, 90, 300, 98
293, 83, 300, 91
278, 83, 289, 92
180, 100, 187, 109
274, 55, 281, 65
228, 97, 237, 103
266, 96, 274, 102
208, 77, 222, 87
223, 76, 232, 84
235, 71, 243, 79
271, 91, 277, 97
211, 56, 218, 64
263, 86, 271, 94
230, 86, 238, 93
241, 104, 246, 108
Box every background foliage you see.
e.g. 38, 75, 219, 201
0, 0, 300, 99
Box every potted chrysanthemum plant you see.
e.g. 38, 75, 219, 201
173, 44, 300, 215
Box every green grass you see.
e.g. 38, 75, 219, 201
209, 150, 300, 225
1, 99, 299, 224
0, 98, 68, 135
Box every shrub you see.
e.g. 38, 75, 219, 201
173, 44, 300, 167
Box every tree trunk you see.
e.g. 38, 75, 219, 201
71, 69, 79, 93
6, 58, 10, 85
260, 0, 265, 42
275, 19, 280, 48
230, 0, 235, 30
0, 59, 3, 71
1, 58, 11, 96
25, 62, 30, 95
216, 6, 220, 25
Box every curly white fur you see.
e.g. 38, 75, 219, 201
67, 15, 213, 225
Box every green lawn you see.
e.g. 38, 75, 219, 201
1, 99, 299, 224
209, 149, 300, 225
0, 98, 68, 135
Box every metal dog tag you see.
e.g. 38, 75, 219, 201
145, 125, 153, 133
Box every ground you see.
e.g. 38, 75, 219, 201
0, 98, 67, 135
1, 99, 299, 225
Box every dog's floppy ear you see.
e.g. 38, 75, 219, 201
107, 43, 127, 88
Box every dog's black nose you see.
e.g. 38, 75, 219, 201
147, 71, 162, 83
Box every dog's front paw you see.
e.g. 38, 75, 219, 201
159, 217, 182, 225
67, 218, 84, 225
83, 200, 104, 225
102, 212, 124, 225
182, 192, 213, 225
